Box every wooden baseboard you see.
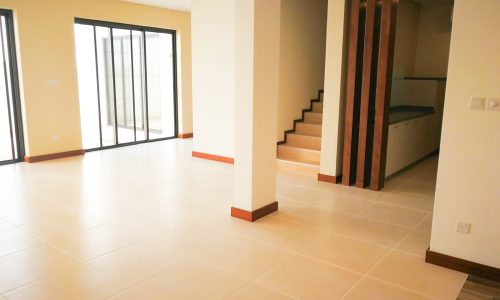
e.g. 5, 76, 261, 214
318, 173, 342, 184
177, 133, 193, 139
24, 150, 85, 163
192, 151, 234, 164
426, 249, 500, 283
231, 201, 278, 222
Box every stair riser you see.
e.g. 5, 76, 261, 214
295, 123, 322, 136
312, 102, 323, 113
304, 113, 322, 124
277, 159, 319, 177
287, 134, 321, 150
278, 146, 320, 163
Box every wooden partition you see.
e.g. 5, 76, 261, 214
342, 0, 398, 191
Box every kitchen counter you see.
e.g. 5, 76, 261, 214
389, 106, 435, 124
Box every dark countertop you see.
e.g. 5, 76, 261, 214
389, 106, 435, 124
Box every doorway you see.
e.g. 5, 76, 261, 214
74, 19, 178, 151
0, 9, 24, 165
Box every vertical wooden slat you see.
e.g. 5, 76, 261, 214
342, 0, 362, 186
355, 0, 377, 188
370, 0, 398, 191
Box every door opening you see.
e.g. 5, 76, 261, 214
74, 19, 178, 151
0, 9, 24, 165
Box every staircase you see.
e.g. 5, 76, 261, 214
277, 90, 323, 176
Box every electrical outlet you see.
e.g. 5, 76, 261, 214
456, 222, 471, 234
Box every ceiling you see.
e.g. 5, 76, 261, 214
122, 0, 192, 12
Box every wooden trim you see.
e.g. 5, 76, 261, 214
318, 173, 342, 184
355, 0, 376, 189
426, 249, 500, 283
177, 133, 193, 139
231, 201, 278, 222
192, 151, 234, 164
370, 0, 398, 191
24, 150, 85, 163
342, 0, 362, 187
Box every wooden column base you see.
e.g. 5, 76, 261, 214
192, 151, 234, 164
24, 150, 85, 163
231, 201, 278, 222
177, 133, 193, 139
426, 248, 500, 282
318, 173, 342, 184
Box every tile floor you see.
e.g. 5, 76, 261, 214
0, 140, 467, 299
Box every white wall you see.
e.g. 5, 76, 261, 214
391, 0, 420, 107
319, 0, 348, 177
431, 0, 500, 268
277, 0, 328, 142
191, 0, 235, 158
414, 2, 453, 78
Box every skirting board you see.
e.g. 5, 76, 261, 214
231, 202, 278, 222
24, 150, 85, 163
192, 151, 234, 164
426, 249, 500, 283
177, 133, 193, 139
318, 173, 342, 184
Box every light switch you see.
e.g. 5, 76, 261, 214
469, 97, 485, 110
487, 98, 500, 111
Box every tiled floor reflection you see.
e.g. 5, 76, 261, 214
0, 140, 466, 299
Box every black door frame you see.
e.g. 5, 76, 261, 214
0, 9, 25, 166
74, 18, 179, 152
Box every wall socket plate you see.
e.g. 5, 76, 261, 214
456, 222, 471, 234
470, 97, 486, 110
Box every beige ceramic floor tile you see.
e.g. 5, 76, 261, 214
378, 193, 434, 212
226, 283, 294, 300
395, 182, 436, 199
0, 244, 77, 293
334, 217, 410, 248
243, 216, 327, 252
417, 214, 433, 232
343, 278, 432, 300
89, 237, 188, 286
201, 236, 292, 281
368, 251, 467, 299
301, 233, 389, 274
136, 260, 249, 299
359, 203, 429, 228
0, 228, 40, 258
4, 264, 127, 300
396, 230, 431, 257
257, 255, 361, 300
108, 289, 154, 300
275, 202, 352, 231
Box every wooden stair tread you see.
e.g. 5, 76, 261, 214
277, 157, 320, 166
278, 144, 321, 152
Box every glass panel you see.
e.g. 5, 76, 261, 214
145, 32, 175, 140
132, 30, 147, 142
75, 24, 100, 150
0, 16, 15, 162
113, 29, 134, 144
96, 26, 116, 147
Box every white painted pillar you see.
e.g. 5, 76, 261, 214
319, 0, 349, 181
232, 0, 281, 221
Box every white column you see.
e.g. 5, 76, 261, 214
233, 0, 281, 221
319, 0, 348, 180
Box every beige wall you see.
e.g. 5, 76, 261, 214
431, 0, 500, 268
414, 2, 453, 77
391, 0, 420, 106
191, 0, 235, 158
277, 0, 328, 142
1, 0, 192, 156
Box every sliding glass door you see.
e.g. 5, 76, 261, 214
0, 10, 24, 165
74, 19, 177, 151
